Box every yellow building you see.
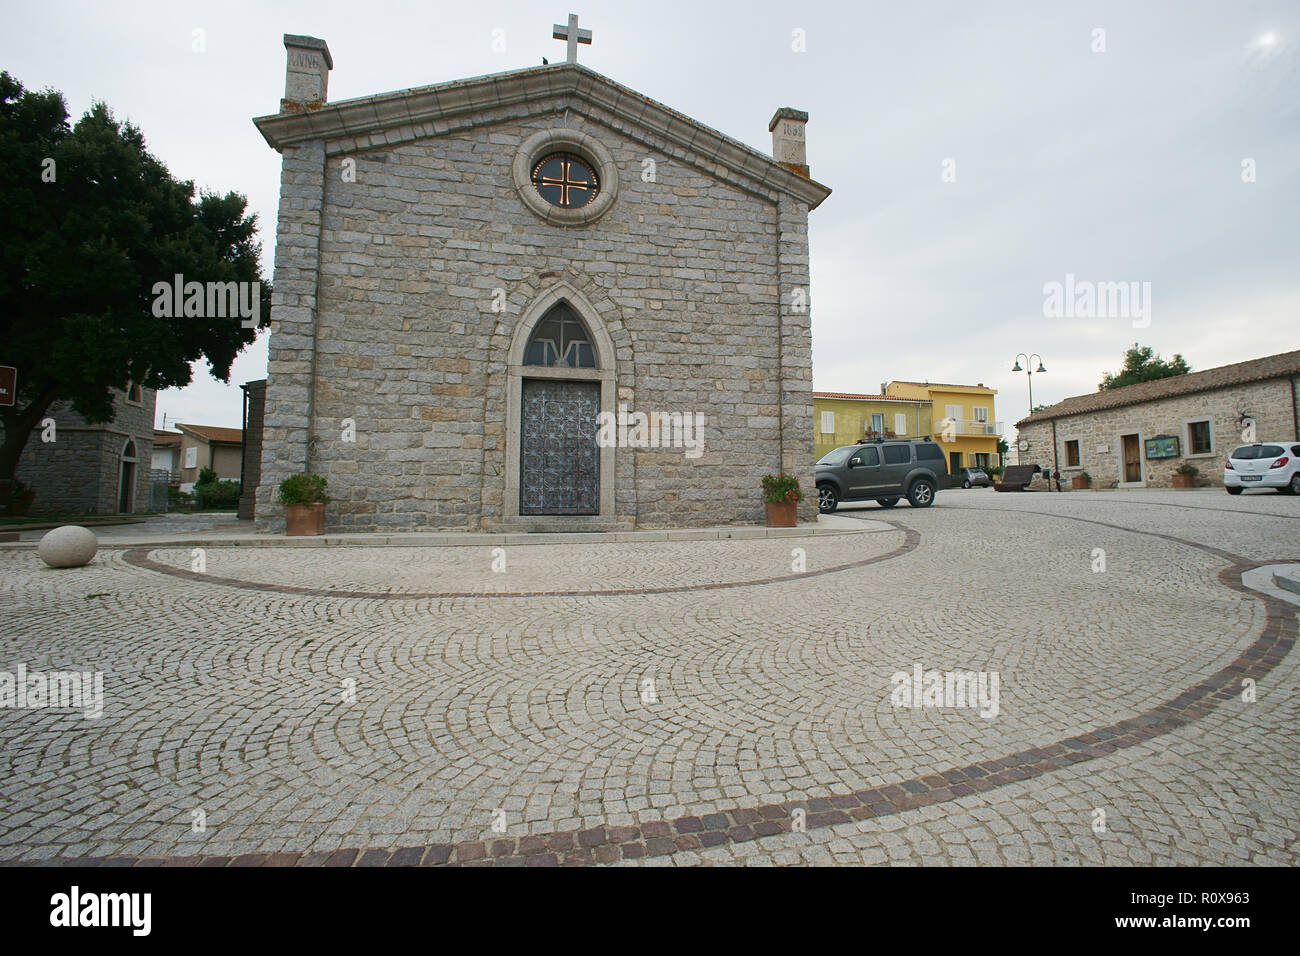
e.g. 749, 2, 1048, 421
813, 392, 934, 459
884, 381, 1002, 474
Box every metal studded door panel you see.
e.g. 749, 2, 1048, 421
520, 379, 600, 515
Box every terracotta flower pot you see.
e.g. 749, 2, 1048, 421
764, 500, 798, 527
1070, 476, 1089, 490
1171, 473, 1195, 489
285, 502, 326, 535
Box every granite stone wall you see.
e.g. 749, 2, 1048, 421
14, 389, 156, 513
1016, 376, 1299, 488
256, 106, 817, 530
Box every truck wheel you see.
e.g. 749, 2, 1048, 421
817, 484, 839, 514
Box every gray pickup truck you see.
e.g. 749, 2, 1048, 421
815, 439, 948, 512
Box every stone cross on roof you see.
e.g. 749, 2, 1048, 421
552, 13, 592, 64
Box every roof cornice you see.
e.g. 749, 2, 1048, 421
253, 63, 831, 209
813, 393, 933, 403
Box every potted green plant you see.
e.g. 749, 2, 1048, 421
277, 473, 330, 535
1071, 471, 1091, 490
1172, 462, 1198, 489
761, 474, 803, 527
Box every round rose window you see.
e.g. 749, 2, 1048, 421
531, 152, 600, 209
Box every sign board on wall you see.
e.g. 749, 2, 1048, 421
1144, 435, 1180, 459
0, 366, 15, 407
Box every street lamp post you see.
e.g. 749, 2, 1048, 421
1011, 353, 1046, 466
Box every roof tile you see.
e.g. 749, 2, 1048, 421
176, 423, 243, 444
1015, 349, 1300, 426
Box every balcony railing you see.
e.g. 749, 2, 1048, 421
937, 419, 1004, 437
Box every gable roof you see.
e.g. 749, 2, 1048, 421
253, 63, 831, 209
1015, 349, 1300, 427
814, 392, 932, 403
152, 430, 182, 446
176, 423, 243, 444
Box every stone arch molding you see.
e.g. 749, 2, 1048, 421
503, 281, 618, 521
506, 281, 617, 369
493, 268, 634, 370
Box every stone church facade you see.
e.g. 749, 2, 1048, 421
252, 34, 830, 531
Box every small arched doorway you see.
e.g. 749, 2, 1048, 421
504, 285, 617, 521
118, 439, 138, 514
519, 303, 600, 514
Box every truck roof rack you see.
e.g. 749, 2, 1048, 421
856, 436, 933, 444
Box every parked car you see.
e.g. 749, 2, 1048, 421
957, 467, 990, 489
815, 438, 947, 512
1224, 442, 1300, 495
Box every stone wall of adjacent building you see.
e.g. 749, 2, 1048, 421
14, 389, 156, 513
256, 105, 817, 530
1016, 376, 1300, 488
239, 380, 266, 520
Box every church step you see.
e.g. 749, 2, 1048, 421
496, 516, 633, 534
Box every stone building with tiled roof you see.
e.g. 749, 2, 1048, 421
1014, 350, 1300, 489
14, 386, 155, 514
251, 32, 830, 531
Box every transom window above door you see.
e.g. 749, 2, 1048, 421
523, 303, 597, 368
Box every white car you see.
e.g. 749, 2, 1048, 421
1224, 442, 1300, 495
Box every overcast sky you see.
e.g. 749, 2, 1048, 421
4, 0, 1297, 434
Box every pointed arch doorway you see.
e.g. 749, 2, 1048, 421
504, 286, 617, 523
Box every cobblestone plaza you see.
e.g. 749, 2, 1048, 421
1, 489, 1296, 866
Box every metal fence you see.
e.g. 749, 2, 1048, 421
148, 469, 172, 513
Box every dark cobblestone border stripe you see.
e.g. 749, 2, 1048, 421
12, 536, 1295, 868
960, 496, 1300, 522
118, 527, 920, 600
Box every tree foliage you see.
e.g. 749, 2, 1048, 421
1099, 343, 1191, 391
0, 72, 270, 485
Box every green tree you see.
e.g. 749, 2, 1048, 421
0, 73, 270, 502
1099, 343, 1190, 391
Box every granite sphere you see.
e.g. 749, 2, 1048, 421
36, 525, 99, 568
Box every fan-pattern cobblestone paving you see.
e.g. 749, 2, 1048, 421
1, 489, 1296, 865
